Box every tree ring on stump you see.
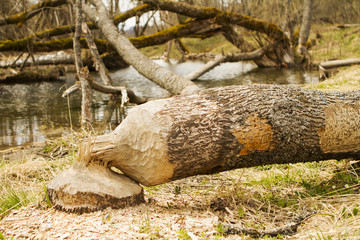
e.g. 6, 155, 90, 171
47, 162, 144, 213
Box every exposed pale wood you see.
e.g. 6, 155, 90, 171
49, 84, 360, 212
47, 161, 144, 213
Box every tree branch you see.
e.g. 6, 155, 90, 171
0, 20, 219, 53
74, 0, 92, 127
222, 210, 314, 238
83, 0, 199, 95
0, 0, 68, 26
143, 0, 289, 44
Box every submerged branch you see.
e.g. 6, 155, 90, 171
63, 81, 146, 104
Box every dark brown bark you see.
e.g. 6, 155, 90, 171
48, 84, 360, 211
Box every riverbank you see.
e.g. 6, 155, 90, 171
1, 68, 360, 239
1, 23, 360, 239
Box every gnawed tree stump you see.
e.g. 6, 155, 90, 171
48, 84, 360, 212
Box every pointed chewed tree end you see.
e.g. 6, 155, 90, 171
47, 162, 144, 213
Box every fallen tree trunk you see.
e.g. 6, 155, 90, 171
0, 51, 77, 68
48, 84, 360, 212
0, 20, 220, 53
143, 0, 289, 44
0, 67, 65, 83
320, 58, 360, 69
0, 51, 128, 70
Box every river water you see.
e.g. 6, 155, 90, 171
0, 60, 318, 149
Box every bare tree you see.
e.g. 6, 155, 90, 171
298, 0, 313, 65
73, 0, 92, 127
82, 0, 200, 96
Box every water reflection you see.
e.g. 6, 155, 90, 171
0, 60, 318, 149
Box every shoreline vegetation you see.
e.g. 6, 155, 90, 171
1, 25, 360, 239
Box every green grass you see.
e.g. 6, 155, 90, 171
177, 228, 191, 240
0, 135, 78, 219
0, 187, 35, 218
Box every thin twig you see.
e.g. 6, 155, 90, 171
222, 210, 315, 238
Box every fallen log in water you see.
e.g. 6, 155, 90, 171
0, 67, 65, 83
48, 84, 360, 212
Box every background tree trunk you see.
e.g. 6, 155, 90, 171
74, 0, 92, 127
298, 0, 313, 52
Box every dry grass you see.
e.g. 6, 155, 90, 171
1, 142, 359, 239
1, 24, 360, 240
307, 65, 360, 91
0, 136, 78, 219
1, 72, 360, 238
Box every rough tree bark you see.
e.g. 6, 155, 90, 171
48, 84, 360, 212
